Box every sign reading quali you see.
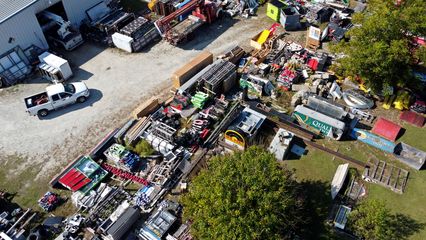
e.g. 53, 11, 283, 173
293, 111, 332, 136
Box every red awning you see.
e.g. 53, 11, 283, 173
400, 111, 425, 127
372, 118, 402, 141
59, 169, 91, 191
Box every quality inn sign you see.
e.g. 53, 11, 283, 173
293, 111, 332, 136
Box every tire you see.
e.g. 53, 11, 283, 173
77, 96, 87, 103
38, 109, 49, 117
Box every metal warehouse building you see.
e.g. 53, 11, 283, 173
0, 0, 102, 86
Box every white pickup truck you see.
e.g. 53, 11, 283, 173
25, 82, 90, 117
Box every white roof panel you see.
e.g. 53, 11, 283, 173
46, 83, 65, 95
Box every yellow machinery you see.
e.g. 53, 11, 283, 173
148, 0, 157, 11
382, 90, 411, 110
393, 90, 411, 110
359, 83, 370, 93
257, 30, 271, 45
382, 95, 396, 109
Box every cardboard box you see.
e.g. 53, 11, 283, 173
172, 51, 213, 88
250, 31, 263, 50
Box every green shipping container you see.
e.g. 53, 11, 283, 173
293, 111, 333, 136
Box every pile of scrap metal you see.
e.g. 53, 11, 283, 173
82, 1, 159, 51
112, 16, 161, 52
239, 27, 343, 107
59, 214, 85, 238
222, 0, 260, 17
148, 148, 191, 186
38, 191, 60, 212
81, 1, 135, 46
84, 188, 132, 229
138, 200, 180, 240
178, 59, 237, 96
0, 208, 36, 240
263, 0, 359, 43
239, 74, 275, 98
324, 9, 353, 42
104, 143, 142, 172
217, 45, 246, 64
71, 183, 113, 211
155, 0, 220, 45
134, 184, 161, 210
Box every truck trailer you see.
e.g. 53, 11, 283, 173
293, 105, 346, 140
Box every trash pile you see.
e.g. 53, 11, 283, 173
134, 185, 157, 208
222, 0, 260, 17
38, 192, 60, 212
63, 214, 85, 234
104, 143, 141, 172
43, 3, 426, 236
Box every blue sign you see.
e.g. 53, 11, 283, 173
350, 128, 396, 153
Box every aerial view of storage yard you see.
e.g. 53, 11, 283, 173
0, 0, 425, 239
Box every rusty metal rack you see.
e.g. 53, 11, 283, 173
120, 17, 161, 52
197, 59, 237, 94
120, 17, 149, 37
149, 121, 177, 142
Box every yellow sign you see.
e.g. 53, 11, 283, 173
224, 130, 245, 148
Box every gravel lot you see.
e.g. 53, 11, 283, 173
0, 15, 274, 177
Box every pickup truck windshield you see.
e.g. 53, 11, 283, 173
64, 84, 76, 93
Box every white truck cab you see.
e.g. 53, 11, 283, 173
25, 82, 90, 117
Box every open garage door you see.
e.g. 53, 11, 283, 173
36, 1, 83, 51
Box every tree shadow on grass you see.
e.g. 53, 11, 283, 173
296, 180, 334, 239
387, 213, 425, 240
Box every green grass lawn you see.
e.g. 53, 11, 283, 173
284, 121, 426, 239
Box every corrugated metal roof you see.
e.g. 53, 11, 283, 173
0, 0, 38, 24
107, 207, 140, 240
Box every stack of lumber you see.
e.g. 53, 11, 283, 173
125, 117, 151, 144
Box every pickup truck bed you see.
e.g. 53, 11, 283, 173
25, 92, 49, 108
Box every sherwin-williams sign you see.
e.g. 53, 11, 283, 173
293, 111, 332, 136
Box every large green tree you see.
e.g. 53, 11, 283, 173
333, 0, 426, 93
347, 199, 423, 240
348, 199, 393, 240
181, 146, 304, 239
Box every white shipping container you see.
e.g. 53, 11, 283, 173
38, 52, 73, 80
112, 32, 134, 53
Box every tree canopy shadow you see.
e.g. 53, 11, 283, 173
387, 213, 425, 240
296, 180, 333, 239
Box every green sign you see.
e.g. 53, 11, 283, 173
240, 78, 262, 96
293, 111, 332, 136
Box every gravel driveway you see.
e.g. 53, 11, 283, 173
0, 15, 272, 177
